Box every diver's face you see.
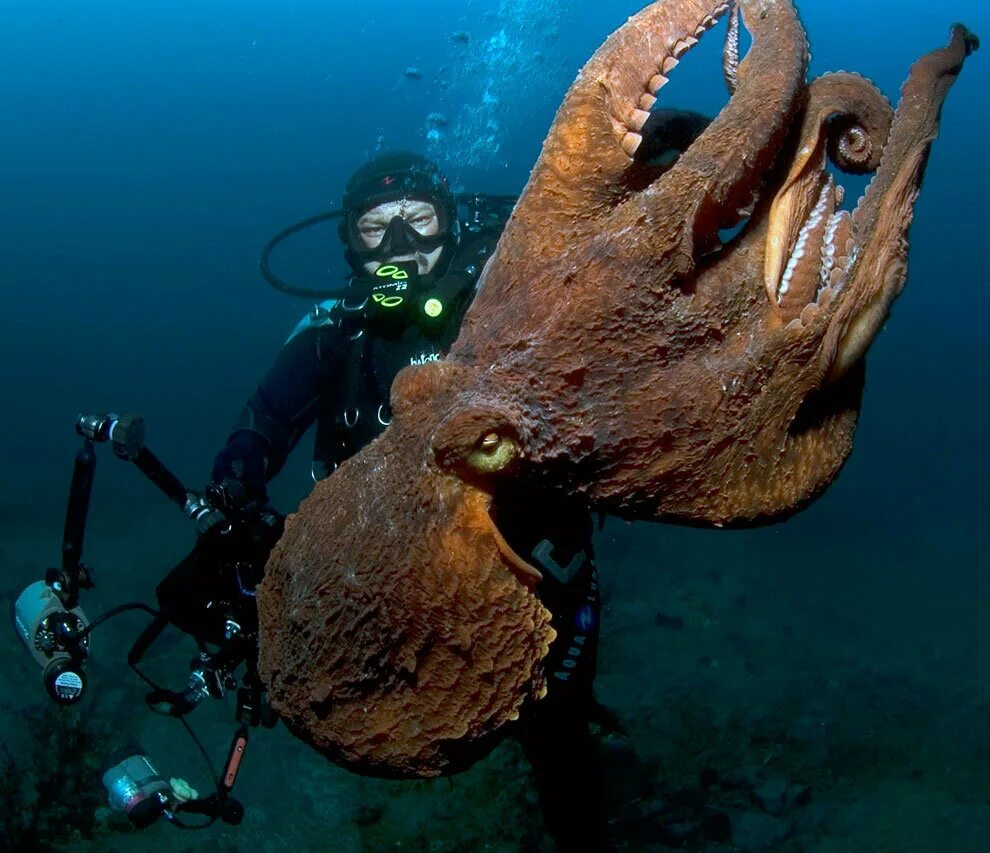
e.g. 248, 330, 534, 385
357, 198, 443, 274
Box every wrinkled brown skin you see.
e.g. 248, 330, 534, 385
257, 0, 977, 777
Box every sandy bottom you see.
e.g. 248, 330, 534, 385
2, 497, 988, 852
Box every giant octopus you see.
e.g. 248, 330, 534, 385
256, 0, 977, 777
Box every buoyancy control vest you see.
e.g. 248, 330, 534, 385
303, 242, 493, 481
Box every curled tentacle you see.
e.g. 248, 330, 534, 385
615, 0, 809, 282
507, 0, 736, 248
463, 0, 805, 361
827, 119, 880, 174
765, 72, 893, 303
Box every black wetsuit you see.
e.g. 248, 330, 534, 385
213, 222, 607, 850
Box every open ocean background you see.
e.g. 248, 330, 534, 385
1, 0, 988, 849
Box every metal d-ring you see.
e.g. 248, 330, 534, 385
343, 408, 359, 428
311, 460, 337, 483
377, 405, 392, 426
341, 295, 368, 312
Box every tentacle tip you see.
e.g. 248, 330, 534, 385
952, 24, 979, 55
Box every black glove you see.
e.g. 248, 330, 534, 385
210, 429, 271, 507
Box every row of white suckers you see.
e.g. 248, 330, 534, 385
621, 3, 734, 156
777, 178, 855, 308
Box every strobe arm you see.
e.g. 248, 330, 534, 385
75, 413, 228, 535
55, 437, 97, 609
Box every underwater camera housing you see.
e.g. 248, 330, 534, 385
11, 412, 280, 830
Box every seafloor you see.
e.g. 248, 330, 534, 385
3, 477, 988, 853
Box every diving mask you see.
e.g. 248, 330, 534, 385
346, 205, 452, 266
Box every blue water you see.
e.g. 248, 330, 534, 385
1, 0, 988, 849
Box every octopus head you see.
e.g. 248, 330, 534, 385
256, 360, 553, 777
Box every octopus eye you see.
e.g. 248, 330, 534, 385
467, 431, 518, 474
431, 407, 522, 478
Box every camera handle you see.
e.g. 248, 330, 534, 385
170, 725, 249, 827
173, 663, 277, 828
165, 661, 275, 829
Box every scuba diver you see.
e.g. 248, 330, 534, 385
17, 121, 709, 843
210, 151, 608, 850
